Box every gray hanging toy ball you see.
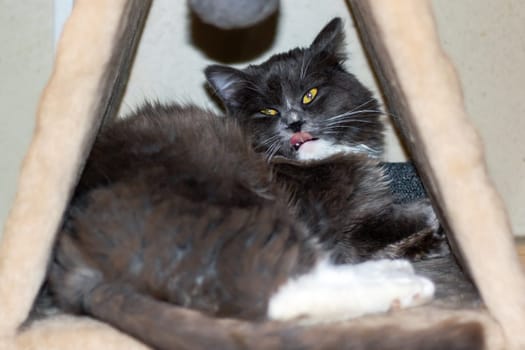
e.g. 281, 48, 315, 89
189, 0, 279, 29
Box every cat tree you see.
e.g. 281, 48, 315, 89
0, 0, 524, 349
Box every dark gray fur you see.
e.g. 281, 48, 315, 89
39, 18, 480, 350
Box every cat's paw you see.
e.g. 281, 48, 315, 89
268, 259, 434, 323
48, 235, 104, 313
368, 260, 435, 311
343, 259, 435, 313
352, 258, 415, 275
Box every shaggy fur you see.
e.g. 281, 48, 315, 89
0, 1, 519, 350
38, 18, 477, 350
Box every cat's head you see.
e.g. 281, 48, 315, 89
205, 18, 384, 161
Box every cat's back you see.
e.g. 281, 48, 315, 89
77, 103, 272, 205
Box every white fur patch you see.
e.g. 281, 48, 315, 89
268, 259, 434, 323
296, 139, 379, 161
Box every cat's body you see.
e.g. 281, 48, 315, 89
52, 101, 434, 320
46, 18, 481, 349
54, 104, 317, 320
203, 18, 442, 264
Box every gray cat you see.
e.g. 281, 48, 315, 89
45, 18, 481, 350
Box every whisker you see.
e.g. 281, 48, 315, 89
323, 124, 375, 130
325, 109, 379, 119
268, 145, 281, 161
324, 118, 380, 125
320, 109, 383, 134
267, 147, 280, 161
351, 101, 400, 120
260, 134, 281, 147
325, 115, 375, 124
264, 138, 282, 161
348, 98, 376, 113
324, 112, 377, 125
381, 110, 399, 119
321, 131, 349, 138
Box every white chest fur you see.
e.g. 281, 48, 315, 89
296, 139, 380, 161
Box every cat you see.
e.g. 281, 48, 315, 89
204, 18, 444, 264
45, 18, 481, 350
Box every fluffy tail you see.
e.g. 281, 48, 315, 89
83, 282, 484, 350
48, 236, 484, 350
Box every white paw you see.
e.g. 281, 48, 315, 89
268, 259, 434, 323
362, 263, 435, 311
351, 258, 415, 276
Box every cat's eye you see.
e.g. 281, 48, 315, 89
302, 88, 318, 105
260, 108, 279, 116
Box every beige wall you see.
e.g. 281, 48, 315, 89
0, 1, 523, 236
0, 0, 54, 232
432, 0, 525, 236
118, 1, 404, 159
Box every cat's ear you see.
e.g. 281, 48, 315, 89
309, 17, 346, 61
205, 65, 247, 108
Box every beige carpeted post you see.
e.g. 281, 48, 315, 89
348, 1, 525, 348
0, 0, 151, 345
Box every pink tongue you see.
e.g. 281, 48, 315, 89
290, 132, 313, 146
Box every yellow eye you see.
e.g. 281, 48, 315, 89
302, 88, 318, 104
260, 108, 279, 116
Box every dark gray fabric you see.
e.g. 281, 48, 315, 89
383, 162, 427, 203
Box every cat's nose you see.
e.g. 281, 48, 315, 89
284, 112, 304, 132
287, 120, 304, 132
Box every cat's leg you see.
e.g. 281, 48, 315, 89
268, 258, 434, 323
383, 198, 441, 243
400, 198, 441, 232
371, 227, 449, 261
371, 198, 448, 261
334, 198, 447, 263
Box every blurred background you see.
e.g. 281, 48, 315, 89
1, 0, 523, 236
